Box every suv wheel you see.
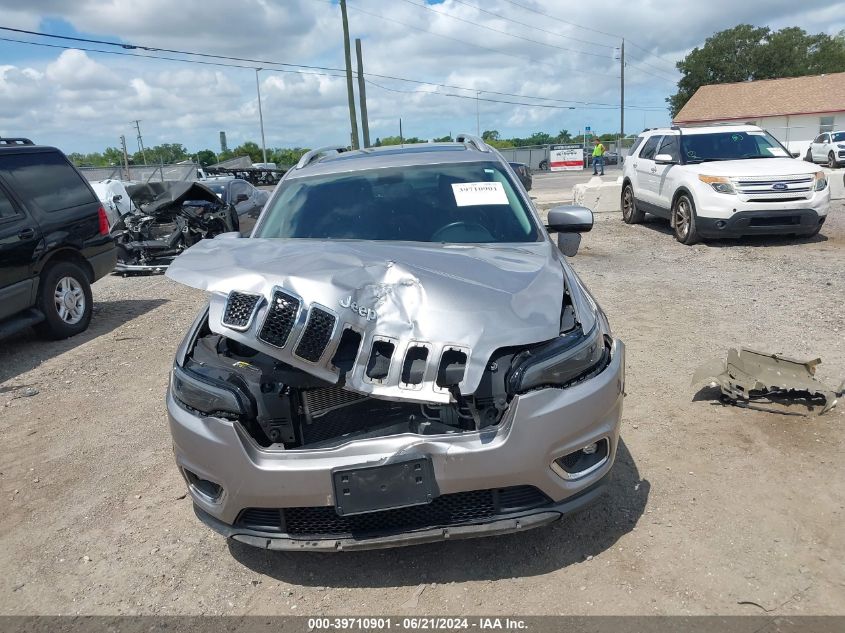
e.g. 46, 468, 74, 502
34, 261, 93, 339
538, 159, 548, 171
805, 149, 813, 163
829, 152, 837, 169
672, 193, 700, 245
621, 184, 644, 224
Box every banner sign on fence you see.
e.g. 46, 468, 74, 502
549, 144, 583, 171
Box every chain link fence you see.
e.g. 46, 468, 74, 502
79, 163, 198, 183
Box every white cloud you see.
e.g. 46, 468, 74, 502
0, 0, 842, 152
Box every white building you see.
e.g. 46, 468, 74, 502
673, 72, 845, 154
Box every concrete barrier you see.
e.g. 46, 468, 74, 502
572, 176, 623, 214
826, 168, 844, 200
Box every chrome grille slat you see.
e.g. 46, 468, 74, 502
294, 306, 337, 362
222, 291, 262, 331
258, 289, 301, 348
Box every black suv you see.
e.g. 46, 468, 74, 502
0, 138, 116, 340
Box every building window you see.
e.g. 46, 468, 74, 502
820, 116, 834, 133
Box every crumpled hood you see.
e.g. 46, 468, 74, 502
167, 237, 567, 402
681, 157, 820, 177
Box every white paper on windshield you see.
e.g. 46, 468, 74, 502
765, 147, 788, 157
452, 182, 509, 206
747, 131, 767, 136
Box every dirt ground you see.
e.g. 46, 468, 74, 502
1, 198, 843, 616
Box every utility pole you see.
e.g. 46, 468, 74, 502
119, 135, 131, 180
132, 120, 147, 165
255, 68, 268, 164
399, 118, 403, 145
339, 0, 360, 149
476, 91, 481, 136
620, 39, 625, 154
355, 38, 371, 148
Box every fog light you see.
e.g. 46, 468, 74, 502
182, 468, 224, 503
552, 438, 609, 480
715, 220, 727, 229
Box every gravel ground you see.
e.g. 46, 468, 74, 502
1, 203, 843, 616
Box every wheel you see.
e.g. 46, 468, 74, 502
828, 152, 837, 169
672, 193, 700, 245
34, 261, 93, 340
538, 159, 548, 171
621, 184, 645, 224
805, 149, 813, 163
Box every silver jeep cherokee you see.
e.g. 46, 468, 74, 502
165, 135, 625, 551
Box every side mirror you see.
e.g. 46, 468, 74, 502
654, 153, 676, 164
235, 193, 249, 203
546, 205, 593, 257
112, 194, 123, 202
791, 151, 800, 158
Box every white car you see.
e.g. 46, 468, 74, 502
620, 125, 830, 244
805, 130, 845, 168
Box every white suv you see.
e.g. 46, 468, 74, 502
621, 125, 830, 244
805, 130, 845, 168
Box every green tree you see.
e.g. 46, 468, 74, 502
374, 135, 423, 146
669, 25, 845, 116
433, 135, 453, 142
271, 147, 310, 167
481, 130, 499, 141
195, 149, 218, 166
555, 129, 573, 143
230, 141, 263, 162
132, 143, 188, 165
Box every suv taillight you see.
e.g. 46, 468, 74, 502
97, 206, 109, 236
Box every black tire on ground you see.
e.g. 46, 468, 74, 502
539, 159, 548, 171
621, 184, 645, 224
828, 152, 837, 169
672, 193, 700, 245
805, 149, 813, 163
33, 261, 93, 340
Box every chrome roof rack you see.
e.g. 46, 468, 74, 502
295, 145, 349, 170
455, 133, 491, 153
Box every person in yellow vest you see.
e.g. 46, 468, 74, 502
592, 137, 605, 176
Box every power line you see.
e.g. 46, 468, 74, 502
0, 25, 349, 75
343, 2, 617, 80
396, 0, 614, 59
447, 0, 615, 51
365, 79, 666, 111
1, 25, 669, 114
495, 0, 679, 72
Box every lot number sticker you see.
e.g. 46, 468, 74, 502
765, 147, 788, 157
452, 182, 509, 206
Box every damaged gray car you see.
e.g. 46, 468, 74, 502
165, 135, 626, 550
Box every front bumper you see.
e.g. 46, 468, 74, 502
167, 339, 625, 549
696, 209, 825, 238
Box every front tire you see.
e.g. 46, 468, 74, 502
672, 194, 700, 245
34, 261, 93, 340
829, 152, 837, 169
621, 184, 645, 224
805, 149, 813, 163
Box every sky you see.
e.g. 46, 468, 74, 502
0, 0, 843, 155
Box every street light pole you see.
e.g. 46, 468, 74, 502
255, 68, 267, 164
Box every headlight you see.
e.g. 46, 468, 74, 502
506, 314, 611, 394
170, 365, 249, 418
814, 171, 828, 191
698, 175, 736, 194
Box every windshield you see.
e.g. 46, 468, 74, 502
681, 130, 789, 162
206, 183, 226, 195
832, 132, 845, 143
254, 161, 539, 243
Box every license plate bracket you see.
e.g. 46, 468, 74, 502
332, 457, 437, 516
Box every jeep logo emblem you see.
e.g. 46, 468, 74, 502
339, 296, 377, 321
772, 182, 788, 190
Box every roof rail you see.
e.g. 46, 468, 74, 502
0, 137, 34, 145
295, 145, 349, 170
455, 133, 491, 153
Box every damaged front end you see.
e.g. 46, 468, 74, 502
110, 181, 239, 273
167, 238, 613, 450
